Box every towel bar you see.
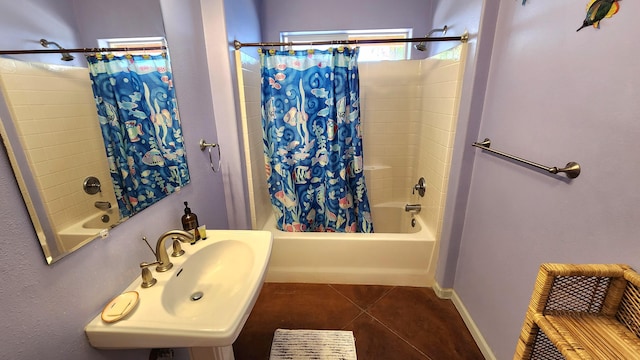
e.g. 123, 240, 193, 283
472, 138, 580, 179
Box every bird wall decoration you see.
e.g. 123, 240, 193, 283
519, 0, 621, 33
577, 0, 619, 31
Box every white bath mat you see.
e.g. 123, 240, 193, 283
269, 329, 357, 360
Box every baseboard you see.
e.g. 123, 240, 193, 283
432, 281, 454, 299
434, 282, 497, 360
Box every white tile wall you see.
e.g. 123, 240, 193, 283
360, 60, 423, 206
237, 50, 273, 229
415, 45, 466, 238
238, 44, 467, 236
0, 58, 117, 235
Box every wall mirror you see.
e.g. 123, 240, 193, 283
0, 0, 190, 264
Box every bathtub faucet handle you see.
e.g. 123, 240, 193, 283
412, 177, 426, 197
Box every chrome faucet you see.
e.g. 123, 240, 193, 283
94, 201, 111, 210
154, 230, 194, 272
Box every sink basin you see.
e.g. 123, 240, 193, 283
162, 240, 254, 319
85, 230, 272, 351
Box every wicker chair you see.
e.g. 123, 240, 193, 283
514, 263, 640, 359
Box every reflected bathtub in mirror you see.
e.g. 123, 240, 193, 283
58, 209, 120, 252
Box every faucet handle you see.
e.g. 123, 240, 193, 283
140, 261, 160, 268
140, 261, 160, 288
412, 177, 426, 197
171, 237, 185, 257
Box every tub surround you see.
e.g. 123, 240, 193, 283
236, 51, 270, 230
241, 46, 466, 241
359, 45, 466, 239
240, 46, 466, 288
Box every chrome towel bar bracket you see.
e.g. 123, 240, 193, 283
472, 138, 581, 179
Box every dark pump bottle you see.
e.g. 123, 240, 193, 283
181, 201, 200, 241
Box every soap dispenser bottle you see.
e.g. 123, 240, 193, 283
181, 201, 200, 242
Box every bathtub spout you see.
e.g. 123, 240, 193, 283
94, 201, 111, 210
405, 203, 421, 213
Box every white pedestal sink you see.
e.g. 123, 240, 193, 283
85, 230, 273, 360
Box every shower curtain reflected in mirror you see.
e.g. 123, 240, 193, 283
261, 47, 373, 233
87, 53, 190, 219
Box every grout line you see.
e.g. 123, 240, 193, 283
327, 283, 363, 309
366, 312, 434, 360
366, 285, 396, 311
328, 283, 397, 312
331, 286, 433, 360
325, 284, 366, 328
339, 310, 365, 331
363, 287, 433, 359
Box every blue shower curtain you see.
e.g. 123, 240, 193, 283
87, 54, 189, 219
261, 47, 373, 233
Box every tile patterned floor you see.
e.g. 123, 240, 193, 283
233, 283, 484, 360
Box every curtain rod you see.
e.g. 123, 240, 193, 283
233, 33, 469, 50
0, 46, 167, 56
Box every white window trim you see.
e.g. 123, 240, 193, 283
97, 37, 166, 56
280, 29, 413, 61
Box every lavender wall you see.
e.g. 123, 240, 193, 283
0, 0, 228, 359
432, 0, 498, 287
433, 0, 640, 358
206, 0, 263, 231
0, 0, 83, 66
259, 0, 434, 60
224, 0, 261, 44
72, 0, 165, 47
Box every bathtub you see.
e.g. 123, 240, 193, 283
263, 202, 436, 286
57, 209, 121, 252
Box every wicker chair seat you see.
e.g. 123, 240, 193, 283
514, 263, 640, 360
539, 311, 640, 359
